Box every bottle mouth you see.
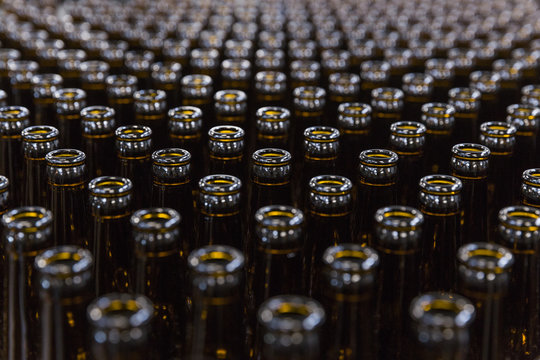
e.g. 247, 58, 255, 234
255, 205, 304, 230
53, 88, 86, 102
125, 50, 155, 63
329, 72, 360, 85
0, 175, 8, 192
222, 58, 251, 71
522, 84, 540, 99
256, 106, 290, 121
522, 168, 540, 187
181, 74, 213, 88
0, 48, 21, 61
214, 89, 247, 104
168, 106, 203, 122
88, 293, 154, 330
338, 102, 371, 117
451, 143, 490, 161
293, 86, 326, 100
188, 245, 244, 275
457, 242, 514, 273
80, 60, 110, 73
191, 47, 220, 59
208, 125, 245, 141
152, 148, 191, 166
498, 205, 540, 231
322, 243, 379, 273
480, 122, 517, 138
359, 149, 399, 167
252, 148, 291, 166
22, 125, 59, 142
133, 89, 166, 103
46, 149, 86, 167
506, 104, 540, 120
421, 102, 456, 117
469, 70, 501, 91
81, 106, 115, 121
255, 71, 286, 84
89, 176, 132, 197
402, 72, 434, 87
304, 126, 340, 143
7, 59, 39, 72
131, 208, 180, 232
390, 121, 426, 137
425, 58, 455, 71
57, 48, 86, 62
375, 206, 424, 230
419, 174, 462, 195
105, 74, 138, 87
290, 59, 321, 72
31, 73, 63, 87
0, 106, 30, 121
2, 206, 53, 233
151, 61, 182, 75
361, 60, 391, 75
115, 125, 152, 141
199, 174, 242, 195
309, 175, 352, 196
258, 295, 325, 332
35, 245, 93, 278
410, 292, 475, 328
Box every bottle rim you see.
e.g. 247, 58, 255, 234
457, 242, 514, 273
22, 125, 59, 142
293, 86, 326, 100
53, 88, 86, 102
187, 245, 244, 275
410, 292, 475, 328
390, 121, 426, 137
451, 143, 490, 161
304, 126, 339, 142
89, 176, 132, 197
115, 125, 152, 141
35, 245, 93, 278
257, 295, 325, 332
338, 102, 371, 117
498, 205, 540, 231
322, 243, 379, 273
419, 174, 462, 195
0, 105, 30, 121
131, 207, 181, 233
309, 175, 352, 196
255, 205, 304, 230
46, 149, 86, 167
0, 175, 8, 192
252, 148, 291, 166
87, 293, 154, 330
133, 89, 166, 103
214, 89, 247, 103
152, 148, 191, 166
80, 106, 115, 121
371, 87, 404, 101
256, 106, 290, 121
31, 73, 63, 87
208, 125, 245, 141
168, 106, 203, 122
421, 102, 456, 117
1, 206, 53, 233
359, 149, 399, 167
105, 74, 138, 87
181, 74, 213, 87
374, 206, 424, 230
199, 174, 242, 195
480, 121, 517, 137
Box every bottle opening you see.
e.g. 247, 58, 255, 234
54, 88, 86, 102
499, 206, 540, 231
457, 242, 514, 272
199, 174, 242, 195
35, 246, 93, 277
257, 107, 290, 121
46, 149, 86, 166
89, 176, 132, 197
359, 149, 399, 166
420, 175, 462, 195
480, 122, 516, 137
410, 292, 475, 328
0, 106, 30, 120
188, 245, 244, 274
131, 208, 180, 232
421, 102, 455, 117
208, 125, 244, 140
255, 205, 303, 230
304, 126, 340, 142
169, 106, 203, 122
323, 245, 379, 273
115, 125, 152, 140
258, 295, 325, 332
522, 169, 540, 186
22, 125, 59, 141
81, 106, 115, 120
310, 175, 352, 195
252, 148, 291, 166
2, 206, 53, 232
152, 148, 191, 166
88, 294, 154, 329
134, 89, 166, 102
451, 143, 490, 160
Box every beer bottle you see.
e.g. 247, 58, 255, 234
105, 74, 137, 128
185, 245, 246, 360
57, 49, 86, 89
224, 39, 253, 60
511, 49, 537, 86
318, 244, 379, 360
181, 74, 214, 134
35, 246, 94, 360
254, 49, 285, 72
207, 125, 246, 182
355, 149, 398, 245
408, 292, 476, 360
125, 50, 155, 90
81, 105, 116, 178
469, 71, 501, 123
80, 60, 110, 106
2, 207, 54, 360
290, 60, 321, 89
87, 293, 154, 360
100, 40, 129, 75
53, 88, 87, 149
151, 148, 195, 253
292, 86, 326, 159
163, 38, 191, 69
374, 206, 423, 360
359, 60, 391, 103
408, 39, 434, 73
288, 40, 317, 64
370, 87, 404, 147
421, 102, 456, 174
326, 73, 360, 127
448, 87, 482, 144
457, 242, 514, 360
419, 174, 462, 291
21, 125, 59, 207
133, 89, 167, 149
131, 207, 185, 359
214, 89, 248, 127
151, 61, 183, 109
254, 71, 287, 109
32, 74, 63, 127
521, 84, 540, 110
254, 106, 291, 151
221, 59, 251, 92
196, 174, 243, 250
0, 90, 6, 107
498, 206, 540, 358
479, 122, 517, 241
8, 60, 39, 115
190, 48, 220, 80
321, 49, 351, 88
255, 295, 325, 360
0, 48, 20, 102
450, 143, 490, 243
402, 73, 434, 122
425, 58, 456, 102
115, 125, 152, 210
0, 106, 29, 206
0, 175, 8, 218
448, 48, 476, 87
46, 149, 87, 247
493, 59, 523, 113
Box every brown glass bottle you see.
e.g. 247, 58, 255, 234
133, 89, 168, 150
318, 244, 379, 360
131, 208, 185, 359
35, 246, 94, 360
326, 73, 360, 127
214, 89, 248, 129
115, 125, 152, 210
0, 48, 20, 102
8, 60, 39, 115
469, 71, 501, 123
360, 60, 391, 103
207, 125, 246, 182
425, 58, 455, 102
0, 175, 8, 217
375, 206, 423, 360
449, 48, 476, 87
81, 106, 116, 178
100, 40, 129, 75
254, 49, 286, 73
292, 86, 325, 156
448, 87, 482, 144
105, 74, 137, 127
457, 242, 513, 360
290, 60, 321, 89
53, 88, 87, 149
370, 87, 404, 147
181, 74, 214, 133
421, 102, 456, 174
493, 59, 523, 114
190, 48, 220, 80
151, 61, 182, 109
57, 49, 86, 89
402, 73, 434, 121
255, 295, 325, 360
355, 149, 398, 245
80, 60, 110, 106
185, 245, 246, 360
254, 71, 287, 109
254, 106, 291, 151
221, 59, 251, 92
125, 50, 155, 90
419, 174, 462, 291
32, 74, 63, 127
87, 293, 154, 360
2, 207, 54, 360
337, 103, 371, 180
163, 38, 191, 69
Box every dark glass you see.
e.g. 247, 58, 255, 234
418, 174, 462, 292
337, 103, 371, 180
115, 125, 152, 210
457, 242, 513, 360
87, 293, 154, 360
355, 149, 398, 245
254, 49, 286, 72
163, 39, 191, 68
290, 60, 320, 89
254, 71, 287, 109
100, 40, 129, 75
448, 48, 476, 87
57, 49, 86, 89
370, 87, 404, 147
151, 61, 182, 109
385, 48, 413, 87
292, 87, 326, 149
0, 106, 29, 206
0, 49, 20, 102
493, 59, 523, 115
425, 58, 455, 102
80, 60, 109, 107
207, 125, 246, 182
360, 61, 391, 103
374, 206, 423, 360
35, 246, 94, 360
53, 88, 87, 149
190, 48, 220, 80
105, 74, 137, 128
125, 50, 155, 90
131, 208, 185, 359
0, 176, 7, 355
0, 90, 6, 107
214, 89, 248, 129
421, 102, 456, 174
447, 87, 481, 145
469, 71, 501, 123
402, 73, 434, 122
255, 295, 325, 360
321, 49, 350, 80
8, 60, 39, 117
319, 244, 379, 360
0, 175, 8, 217
2, 207, 54, 360
254, 106, 291, 151
21, 125, 59, 207
32, 74, 63, 127
326, 73, 360, 127
133, 89, 168, 150
181, 74, 214, 134
185, 245, 246, 360
221, 59, 251, 92
81, 106, 116, 178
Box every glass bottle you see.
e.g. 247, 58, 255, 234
292, 86, 326, 155
402, 73, 434, 122
181, 74, 214, 134
151, 61, 183, 109
221, 59, 251, 92
125, 50, 155, 90
326, 73, 360, 127
57, 49, 86, 89
81, 105, 116, 178
80, 60, 110, 106
105, 74, 137, 128
370, 87, 404, 147
207, 125, 246, 182
360, 61, 391, 103
8, 60, 39, 115
448, 87, 482, 144
100, 40, 129, 75
425, 58, 455, 102
53, 88, 87, 149
214, 89, 248, 128
254, 106, 291, 151
133, 89, 168, 150
0, 175, 8, 217
290, 60, 320, 89
32, 73, 63, 127
469, 71, 501, 123
420, 102, 456, 174
0, 48, 20, 102
254, 71, 287, 109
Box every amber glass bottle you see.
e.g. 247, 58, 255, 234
292, 86, 326, 158
221, 59, 251, 92
80, 60, 110, 106
469, 71, 501, 123
57, 49, 86, 89
326, 73, 360, 127
425, 58, 455, 102
32, 73, 63, 127
181, 74, 214, 133
402, 73, 434, 121
133, 89, 168, 149
420, 102, 456, 174
448, 87, 482, 144
81, 106, 116, 178
53, 88, 87, 149
8, 60, 39, 115
254, 71, 287, 109
370, 87, 404, 147
337, 103, 371, 180
125, 50, 155, 90
254, 106, 291, 151
105, 74, 137, 127
207, 125, 246, 182
360, 60, 391, 103
151, 61, 182, 109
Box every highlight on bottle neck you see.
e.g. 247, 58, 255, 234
188, 245, 244, 276
80, 106, 116, 136
420, 102, 455, 132
255, 48, 286, 70
479, 122, 516, 155
89, 176, 132, 210
361, 60, 391, 84
290, 60, 321, 84
35, 245, 93, 291
80, 60, 110, 85
374, 206, 424, 249
0, 175, 8, 212
257, 295, 325, 334
337, 102, 371, 132
151, 61, 182, 84
506, 103, 540, 134
0, 105, 30, 136
152, 148, 191, 184
46, 149, 86, 185
168, 106, 203, 136
221, 59, 251, 82
358, 149, 399, 185
303, 126, 340, 159
402, 73, 434, 98
451, 143, 490, 178
131, 207, 181, 250
419, 174, 462, 214
255, 71, 287, 95
293, 86, 326, 112
328, 72, 360, 97
371, 87, 404, 113
390, 121, 426, 154
53, 88, 87, 114
309, 175, 352, 215
115, 125, 152, 158
255, 106, 290, 136
105, 74, 138, 99
255, 205, 303, 245
32, 73, 63, 99
208, 125, 245, 157
498, 205, 540, 249
198, 174, 242, 215
22, 125, 60, 157
425, 58, 455, 83
8, 59, 39, 85
181, 74, 213, 99
214, 89, 248, 116
469, 70, 501, 96
457, 242, 514, 288
1, 206, 53, 246
133, 89, 167, 114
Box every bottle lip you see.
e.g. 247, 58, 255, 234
255, 205, 304, 230
309, 175, 352, 196
371, 86, 404, 101
421, 102, 456, 117
208, 125, 245, 141
258, 295, 325, 332
115, 125, 152, 141
191, 47, 220, 59
256, 106, 290, 121
214, 89, 247, 103
410, 292, 476, 328
168, 106, 203, 122
480, 121, 517, 137
222, 58, 251, 70
80, 60, 110, 73
375, 206, 424, 230
402, 72, 434, 86
0, 106, 30, 121
255, 71, 287, 83
35, 245, 93, 278
253, 148, 291, 166
131, 207, 181, 232
152, 148, 191, 166
181, 74, 213, 87
89, 176, 132, 197
31, 73, 63, 87
451, 143, 490, 161
22, 125, 59, 142
187, 245, 244, 275
7, 59, 39, 72
469, 70, 501, 91
133, 89, 166, 103
419, 174, 462, 195
329, 72, 360, 84
46, 149, 86, 167
498, 205, 540, 231
322, 243, 379, 273
0, 175, 8, 192
125, 49, 155, 62
293, 86, 326, 100
506, 103, 540, 119
457, 242, 514, 273
53, 88, 86, 102
390, 121, 426, 136
151, 60, 182, 74
290, 59, 321, 71
425, 57, 455, 70
359, 149, 399, 167
87, 293, 154, 330
521, 84, 540, 98
57, 48, 86, 61
304, 126, 339, 143
448, 86, 482, 102
1, 206, 53, 232
80, 106, 115, 121
199, 174, 242, 195
0, 48, 21, 60
105, 74, 138, 87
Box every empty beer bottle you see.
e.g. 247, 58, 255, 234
181, 74, 214, 133
185, 245, 246, 360
22, 125, 59, 207
87, 293, 154, 360
100, 40, 129, 75
457, 242, 514, 360
326, 73, 360, 127
35, 246, 94, 360
290, 60, 321, 89
425, 58, 455, 102
374, 206, 423, 360
32, 74, 63, 127
131, 208, 185, 359
125, 50, 155, 90
448, 87, 482, 145
522, 168, 540, 208
449, 48, 476, 87
2, 207, 54, 360
255, 295, 325, 360
337, 103, 371, 180
318, 244, 379, 360
151, 61, 182, 109
221, 59, 251, 92
207, 125, 246, 181
0, 106, 29, 206
292, 86, 325, 156
254, 49, 285, 72
115, 125, 152, 210
493, 59, 523, 114
0, 48, 20, 102
133, 89, 167, 149
190, 48, 220, 80
469, 71, 501, 123
81, 106, 116, 178
214, 89, 248, 129
57, 49, 86, 89
105, 74, 137, 127
8, 60, 39, 115
360, 61, 391, 103
0, 175, 8, 217
254, 106, 291, 151
355, 149, 398, 245
254, 71, 287, 109
402, 73, 434, 122
370, 87, 404, 147
80, 60, 110, 106
163, 38, 191, 69
498, 206, 540, 358
408, 292, 476, 360
419, 174, 462, 291
421, 102, 456, 174
53, 88, 87, 149
0, 90, 6, 107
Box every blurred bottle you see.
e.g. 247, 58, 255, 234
133, 89, 168, 149
151, 61, 182, 109
53, 88, 87, 149
181, 74, 214, 134
370, 87, 404, 147
402, 73, 434, 122
420, 102, 455, 174
425, 58, 455, 102
32, 73, 63, 127
81, 106, 116, 178
8, 60, 39, 117
125, 50, 154, 90
57, 49, 86, 89
207, 125, 246, 182
254, 106, 291, 151
326, 73, 360, 127
360, 61, 390, 103
448, 87, 481, 144
469, 71, 500, 123
105, 74, 137, 128
80, 60, 110, 106
214, 89, 248, 128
